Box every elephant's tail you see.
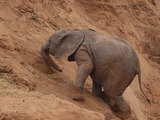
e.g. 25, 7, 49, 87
137, 71, 151, 105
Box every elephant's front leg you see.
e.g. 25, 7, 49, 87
72, 50, 93, 101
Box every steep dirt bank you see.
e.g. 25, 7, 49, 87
0, 0, 160, 119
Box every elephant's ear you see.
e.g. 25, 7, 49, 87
55, 30, 85, 60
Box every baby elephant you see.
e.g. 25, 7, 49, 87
41, 29, 150, 119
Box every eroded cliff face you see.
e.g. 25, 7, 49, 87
0, 0, 160, 119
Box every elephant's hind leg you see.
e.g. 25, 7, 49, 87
92, 80, 102, 96
103, 87, 132, 119
102, 76, 132, 119
113, 95, 131, 119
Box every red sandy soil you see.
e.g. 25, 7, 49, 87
0, 0, 160, 119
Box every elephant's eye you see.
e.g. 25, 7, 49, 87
58, 36, 66, 46
59, 39, 64, 45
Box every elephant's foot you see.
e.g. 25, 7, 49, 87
108, 100, 120, 112
72, 87, 85, 101
115, 109, 131, 119
113, 96, 131, 119
99, 93, 120, 112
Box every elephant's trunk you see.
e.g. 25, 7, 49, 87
41, 46, 62, 72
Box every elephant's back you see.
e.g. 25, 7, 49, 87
83, 30, 140, 70
89, 34, 137, 64
86, 32, 140, 84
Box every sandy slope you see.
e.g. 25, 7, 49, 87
0, 0, 160, 119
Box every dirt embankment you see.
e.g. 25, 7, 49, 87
0, 0, 160, 120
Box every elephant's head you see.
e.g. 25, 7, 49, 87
41, 29, 85, 72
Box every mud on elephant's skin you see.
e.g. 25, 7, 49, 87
41, 29, 150, 119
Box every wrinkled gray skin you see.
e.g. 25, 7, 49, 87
41, 29, 150, 119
